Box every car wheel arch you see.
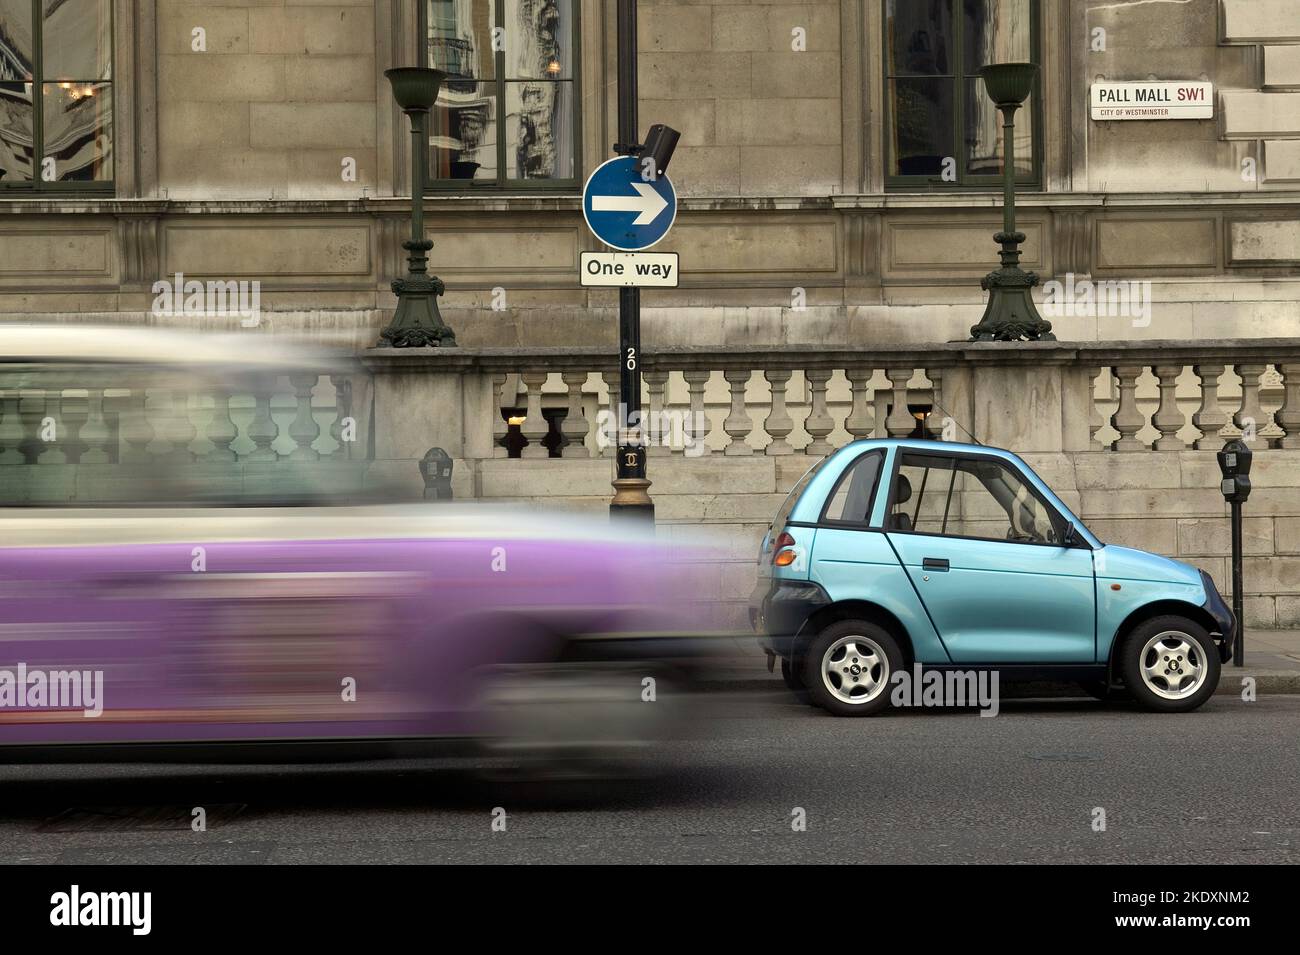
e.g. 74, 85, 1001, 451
1106, 599, 1220, 677
794, 600, 915, 670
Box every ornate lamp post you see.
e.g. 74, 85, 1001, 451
379, 67, 457, 348
969, 62, 1054, 343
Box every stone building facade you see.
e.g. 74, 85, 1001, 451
0, 0, 1296, 342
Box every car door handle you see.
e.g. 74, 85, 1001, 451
922, 557, 949, 571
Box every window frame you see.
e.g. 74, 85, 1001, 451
818, 449, 887, 529
0, 0, 115, 194
884, 450, 1076, 548
418, 0, 582, 193
882, 0, 1042, 192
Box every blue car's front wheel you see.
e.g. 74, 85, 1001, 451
803, 621, 903, 717
1120, 615, 1221, 713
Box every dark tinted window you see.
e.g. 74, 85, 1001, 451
822, 451, 884, 524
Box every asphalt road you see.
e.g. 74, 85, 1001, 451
0, 689, 1296, 864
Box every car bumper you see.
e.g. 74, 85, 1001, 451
1201, 570, 1236, 663
749, 577, 831, 658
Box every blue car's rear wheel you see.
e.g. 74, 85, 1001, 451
803, 620, 902, 717
1120, 615, 1220, 713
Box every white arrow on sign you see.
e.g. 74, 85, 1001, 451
591, 182, 669, 226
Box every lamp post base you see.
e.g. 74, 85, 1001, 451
378, 239, 458, 348
610, 477, 655, 524
970, 257, 1055, 342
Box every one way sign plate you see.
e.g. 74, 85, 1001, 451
580, 252, 679, 288
582, 156, 677, 251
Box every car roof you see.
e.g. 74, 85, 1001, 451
0, 323, 343, 370
831, 437, 1017, 459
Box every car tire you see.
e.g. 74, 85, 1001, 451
1119, 615, 1220, 713
802, 620, 902, 717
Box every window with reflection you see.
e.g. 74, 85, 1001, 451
884, 0, 1038, 189
422, 0, 576, 189
0, 0, 112, 190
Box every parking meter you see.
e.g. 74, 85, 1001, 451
1217, 439, 1251, 666
420, 447, 454, 500
1216, 439, 1252, 503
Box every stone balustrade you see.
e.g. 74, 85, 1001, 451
356, 339, 1300, 465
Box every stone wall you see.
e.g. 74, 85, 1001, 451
638, 0, 844, 197
156, 0, 378, 199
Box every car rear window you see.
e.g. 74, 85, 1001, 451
821, 450, 884, 525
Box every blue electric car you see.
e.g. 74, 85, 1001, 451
751, 439, 1235, 716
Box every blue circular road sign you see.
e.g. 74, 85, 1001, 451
582, 156, 677, 252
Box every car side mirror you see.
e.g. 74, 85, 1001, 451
1063, 522, 1077, 547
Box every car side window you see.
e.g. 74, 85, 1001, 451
889, 453, 1065, 545
822, 450, 884, 524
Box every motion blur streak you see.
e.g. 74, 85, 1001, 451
0, 503, 732, 779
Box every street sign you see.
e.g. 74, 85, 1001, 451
580, 251, 679, 288
1090, 81, 1213, 120
582, 156, 677, 251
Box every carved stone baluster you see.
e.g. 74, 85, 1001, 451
520, 371, 550, 459
884, 367, 914, 438
804, 369, 835, 455
1277, 362, 1300, 450
601, 370, 621, 458
1233, 363, 1267, 447
1090, 367, 1110, 450
490, 373, 509, 457
560, 371, 591, 458
643, 369, 669, 457
1111, 366, 1147, 450
36, 391, 66, 465
683, 370, 712, 457
80, 388, 112, 464
722, 368, 754, 456
287, 373, 321, 460
120, 388, 155, 462
844, 366, 874, 441
925, 367, 944, 439
246, 385, 279, 461
206, 388, 238, 461
763, 370, 794, 455
1151, 364, 1186, 450
0, 391, 23, 464
328, 375, 353, 458
1192, 364, 1228, 450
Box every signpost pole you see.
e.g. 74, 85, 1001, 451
610, 0, 654, 522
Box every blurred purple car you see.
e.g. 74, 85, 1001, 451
0, 506, 715, 766
0, 327, 721, 771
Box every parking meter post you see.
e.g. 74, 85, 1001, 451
1231, 499, 1244, 667
1216, 438, 1252, 668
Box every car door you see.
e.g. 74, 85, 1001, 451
883, 450, 1096, 664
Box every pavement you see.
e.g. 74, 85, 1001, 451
0, 690, 1295, 864
706, 629, 1300, 696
